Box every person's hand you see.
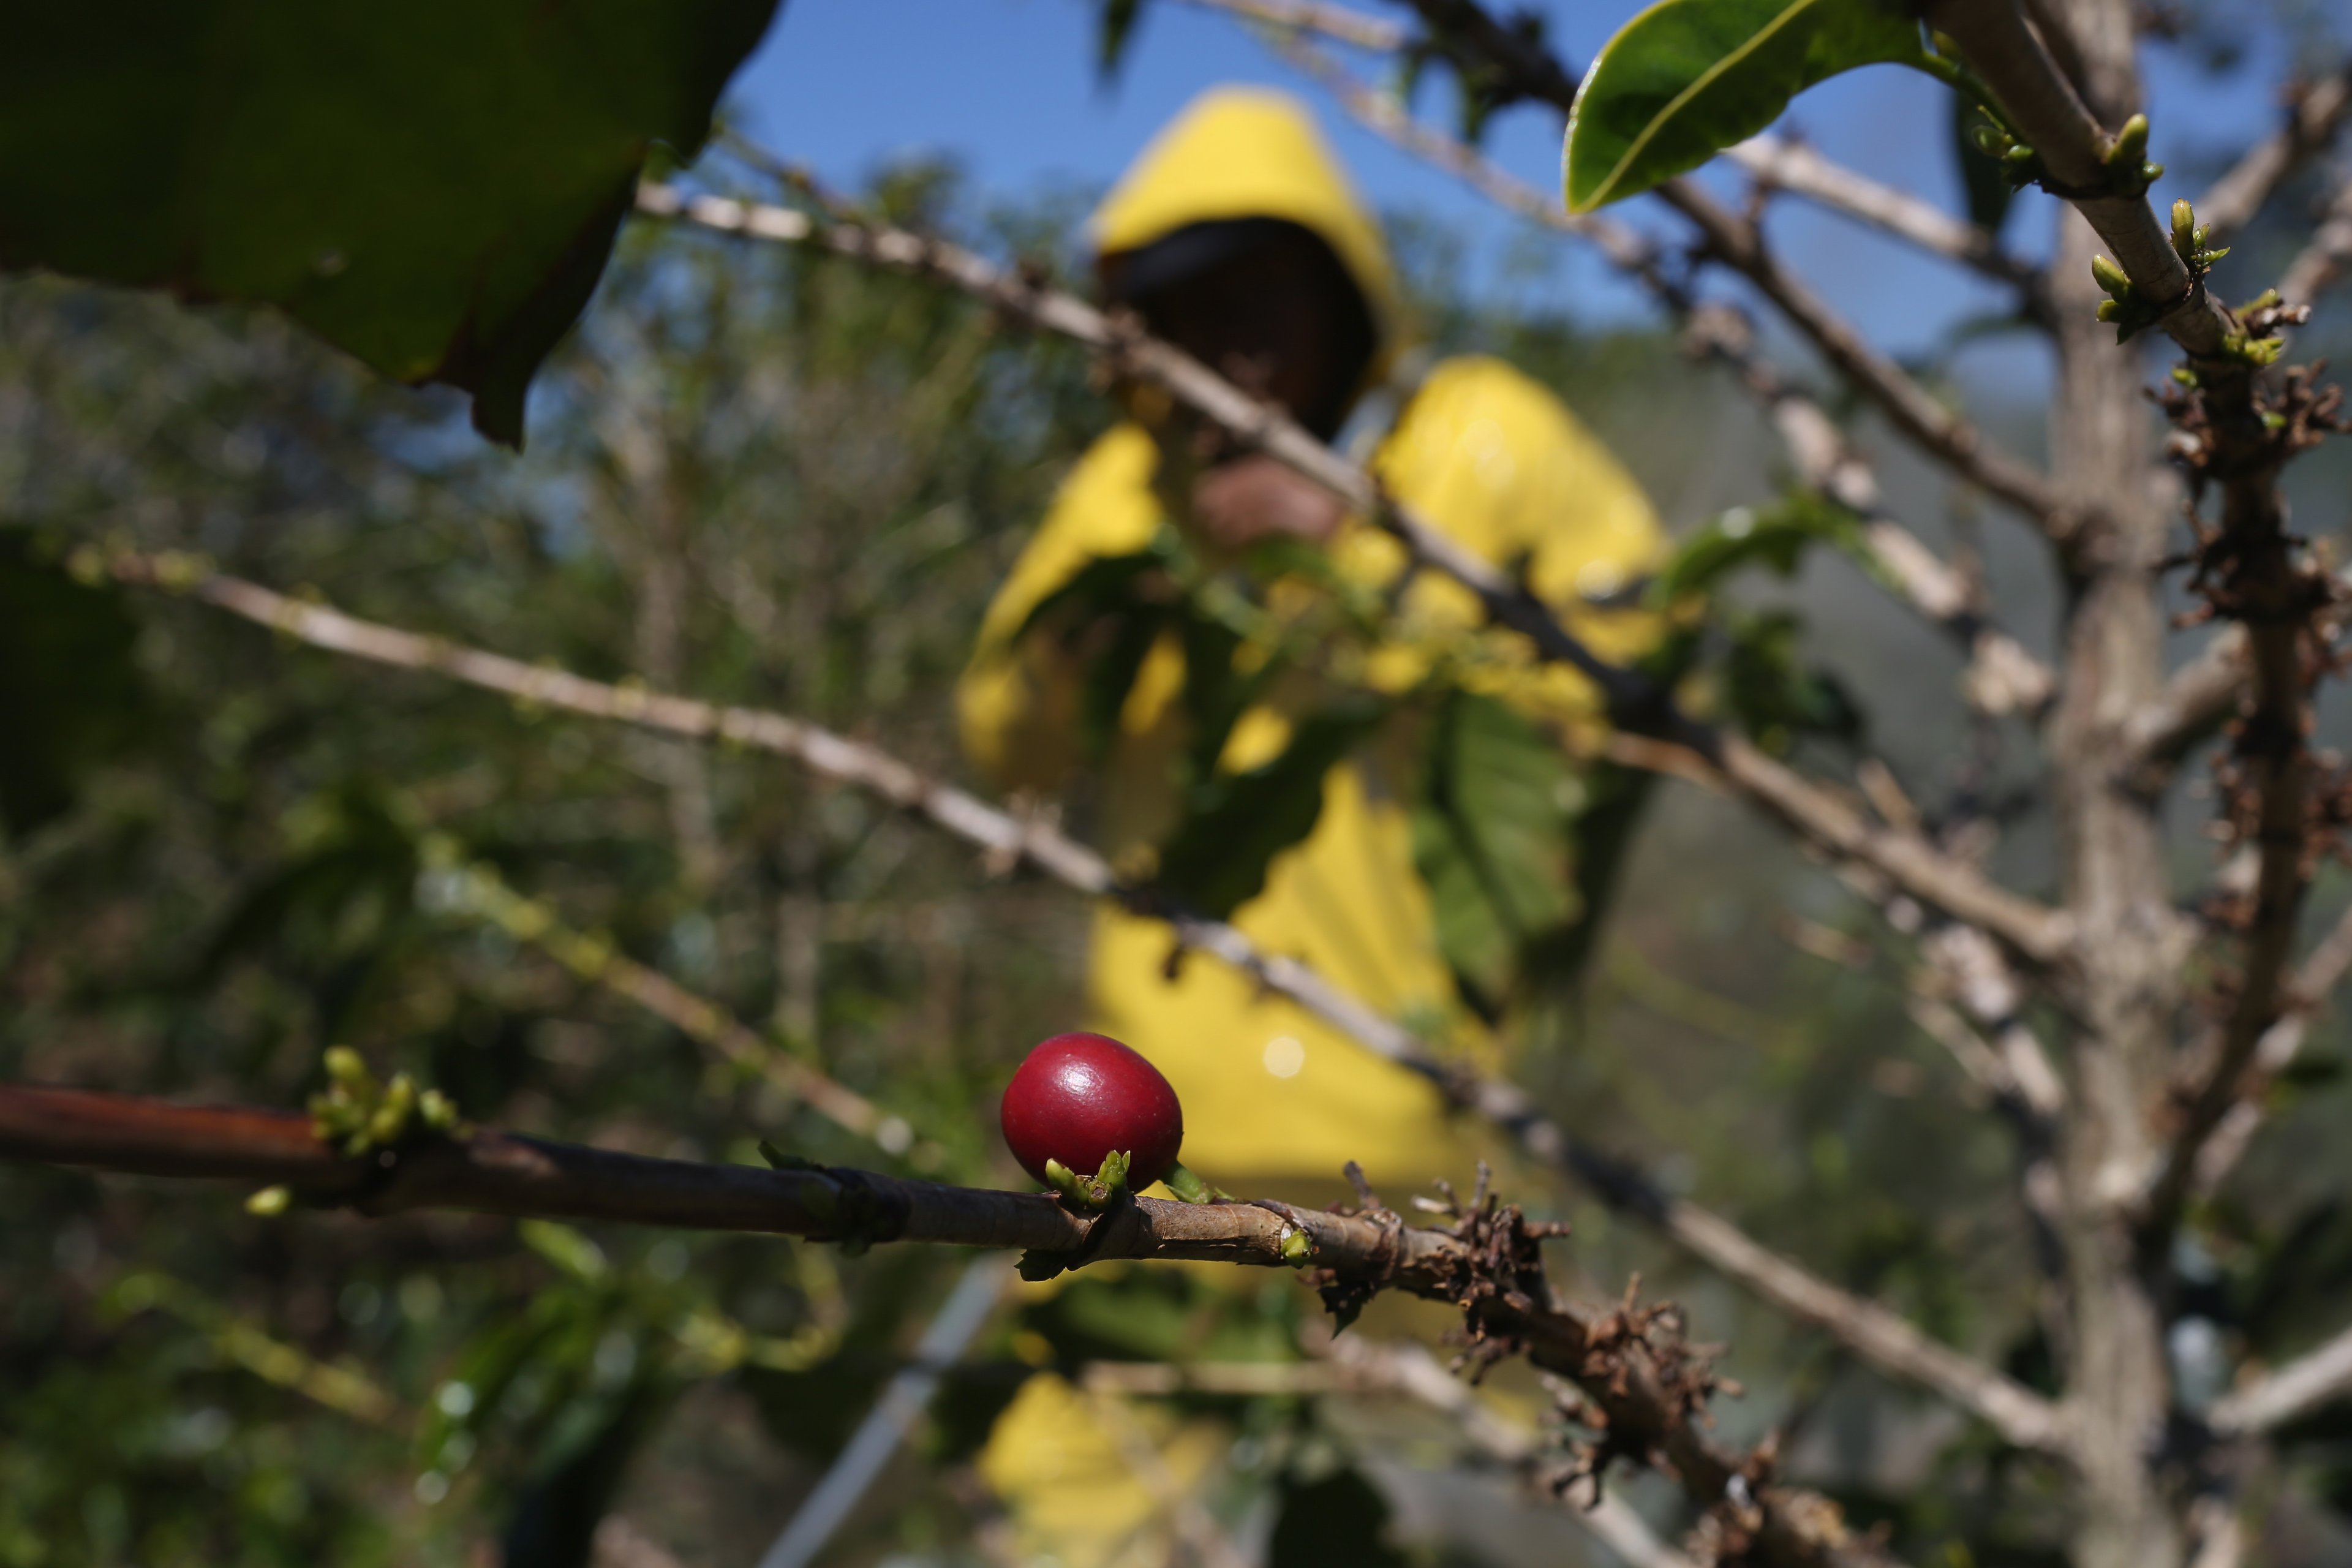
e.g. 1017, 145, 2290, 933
1188, 455, 1345, 551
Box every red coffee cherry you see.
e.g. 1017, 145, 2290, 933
1000, 1031, 1185, 1193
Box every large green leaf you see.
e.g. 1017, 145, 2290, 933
1952, 93, 2017, 236
0, 0, 780, 445
1411, 692, 1579, 1009
1153, 696, 1388, 921
1564, 0, 1924, 213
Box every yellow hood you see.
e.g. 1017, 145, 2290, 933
1091, 86, 1401, 365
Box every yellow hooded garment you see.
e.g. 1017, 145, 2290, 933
960, 87, 1663, 1199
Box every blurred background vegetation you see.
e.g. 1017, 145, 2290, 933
7, 63, 2352, 1562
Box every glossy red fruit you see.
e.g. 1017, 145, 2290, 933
1000, 1031, 1185, 1191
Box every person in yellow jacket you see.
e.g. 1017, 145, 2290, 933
960, 86, 1663, 1202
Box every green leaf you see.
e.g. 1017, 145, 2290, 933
0, 0, 780, 445
0, 535, 148, 836
1411, 693, 1579, 1008
1016, 542, 1186, 764
1953, 94, 2016, 236
1153, 696, 1389, 921
1721, 608, 1865, 753
1097, 0, 1148, 83
1649, 496, 1864, 604
1564, 0, 1925, 212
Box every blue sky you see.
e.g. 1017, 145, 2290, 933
723, 1, 2307, 361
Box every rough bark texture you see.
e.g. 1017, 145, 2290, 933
2042, 7, 2188, 1564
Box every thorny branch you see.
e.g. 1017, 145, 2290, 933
2, 1081, 1896, 1568
87, 545, 2067, 1455
1921, 2, 2347, 1248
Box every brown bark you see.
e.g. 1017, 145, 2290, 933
2037, 9, 2188, 1564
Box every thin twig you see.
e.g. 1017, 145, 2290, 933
757, 1257, 1006, 1568
426, 846, 902, 1151
0, 1079, 1899, 1568
2187, 900, 2352, 1202
1725, 134, 2041, 292
2194, 67, 2352, 241
2278, 175, 2352, 307
2117, 628, 2250, 791
2209, 1316, 2352, 1436
92, 545, 2064, 1449
1164, 0, 1405, 50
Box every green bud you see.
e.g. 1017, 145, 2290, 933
1280, 1227, 1313, 1266
246, 1185, 292, 1216
364, 1074, 417, 1146
1970, 123, 2008, 156
2002, 144, 2038, 168
2141, 161, 2165, 184
2095, 300, 2123, 322
2246, 288, 2280, 312
2171, 366, 2199, 388
2171, 198, 2195, 248
2109, 113, 2149, 167
323, 1046, 370, 1090
419, 1089, 459, 1133
2090, 254, 2132, 296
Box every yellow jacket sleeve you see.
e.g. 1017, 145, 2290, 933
1351, 355, 1666, 731
957, 425, 1166, 794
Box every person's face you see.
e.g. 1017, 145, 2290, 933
1128, 232, 1348, 435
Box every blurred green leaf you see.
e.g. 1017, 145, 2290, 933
1952, 94, 2016, 236
1722, 608, 1864, 754
1017, 542, 1185, 764
0, 0, 780, 444
1411, 692, 1579, 1009
1650, 495, 1864, 604
1097, 0, 1148, 83
0, 534, 148, 835
1269, 1462, 1409, 1567
1153, 696, 1389, 920
1565, 0, 1924, 211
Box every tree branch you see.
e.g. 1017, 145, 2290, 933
422, 846, 921, 1158
1926, 1, 2339, 1248
87, 548, 2067, 1455
2209, 1317, 2352, 1436
2182, 900, 2352, 1204
1724, 134, 2043, 295
2193, 66, 2352, 241
2278, 174, 2352, 307
0, 1079, 1898, 1568
1651, 178, 2076, 538
2116, 627, 2248, 791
